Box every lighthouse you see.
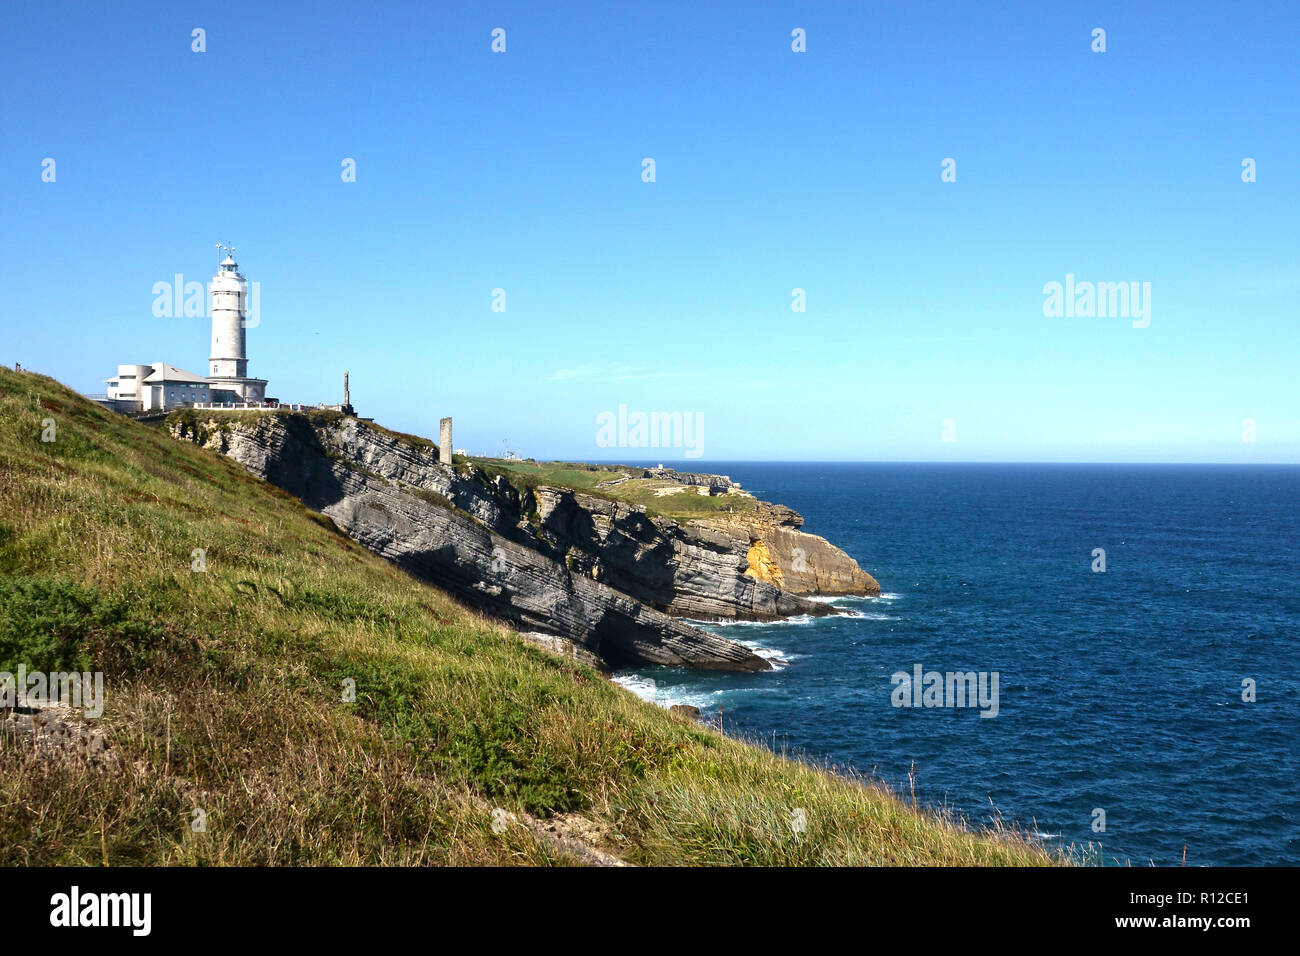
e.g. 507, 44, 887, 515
206, 246, 268, 403
209, 252, 247, 379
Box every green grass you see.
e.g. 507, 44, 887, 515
0, 369, 1061, 866
469, 457, 763, 522
470, 459, 626, 495
610, 483, 763, 521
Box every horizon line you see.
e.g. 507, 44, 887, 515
522, 458, 1300, 467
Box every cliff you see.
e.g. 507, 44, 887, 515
169, 410, 879, 672
170, 412, 766, 671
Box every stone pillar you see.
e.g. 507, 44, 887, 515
343, 371, 350, 407
439, 417, 453, 465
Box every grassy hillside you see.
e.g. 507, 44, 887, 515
0, 368, 1057, 866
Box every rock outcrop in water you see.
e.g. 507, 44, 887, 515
170, 411, 878, 672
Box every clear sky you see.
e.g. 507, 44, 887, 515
2, 1, 1297, 462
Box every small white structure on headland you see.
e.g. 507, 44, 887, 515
101, 245, 271, 413
104, 362, 218, 412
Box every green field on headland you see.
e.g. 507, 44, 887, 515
470, 457, 764, 522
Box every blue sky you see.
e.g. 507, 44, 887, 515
2, 0, 1297, 462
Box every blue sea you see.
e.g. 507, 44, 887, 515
613, 463, 1300, 866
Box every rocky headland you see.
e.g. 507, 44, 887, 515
169, 410, 880, 672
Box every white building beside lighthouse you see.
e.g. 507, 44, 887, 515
101, 246, 271, 412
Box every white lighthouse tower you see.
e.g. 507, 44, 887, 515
207, 245, 268, 403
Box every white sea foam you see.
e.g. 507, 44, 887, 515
806, 592, 904, 605
824, 608, 897, 621
611, 635, 789, 712
704, 607, 892, 623
689, 614, 822, 629
672, 688, 737, 710
610, 674, 661, 702
745, 642, 792, 667
610, 674, 749, 712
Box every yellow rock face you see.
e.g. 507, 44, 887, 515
744, 538, 785, 588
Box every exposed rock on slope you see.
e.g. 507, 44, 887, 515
527, 486, 831, 621
726, 518, 881, 598
527, 487, 880, 614
171, 411, 880, 669
172, 413, 768, 672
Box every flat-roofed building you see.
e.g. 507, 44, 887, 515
105, 362, 217, 411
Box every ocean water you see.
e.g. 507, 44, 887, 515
613, 463, 1300, 866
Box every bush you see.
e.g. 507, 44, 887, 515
0, 575, 162, 673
